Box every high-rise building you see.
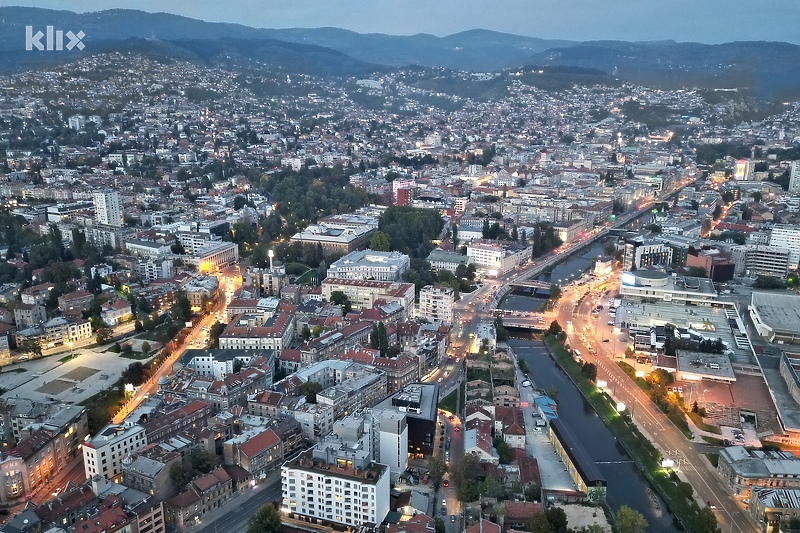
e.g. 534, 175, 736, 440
789, 161, 800, 194
93, 191, 123, 227
418, 285, 455, 324
769, 225, 800, 270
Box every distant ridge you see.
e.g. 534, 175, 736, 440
0, 7, 798, 98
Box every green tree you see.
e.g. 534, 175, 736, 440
369, 231, 391, 252
686, 266, 708, 277
18, 339, 42, 358
493, 437, 512, 464
427, 455, 449, 488
617, 505, 648, 533
172, 291, 192, 323
208, 321, 227, 348
96, 325, 113, 345
581, 362, 598, 382
528, 513, 555, 533
549, 283, 562, 301
548, 320, 562, 336
450, 453, 482, 502
134, 319, 143, 333
233, 359, 244, 374
299, 381, 323, 403
141, 341, 151, 354
301, 325, 312, 341
545, 507, 568, 533
247, 503, 283, 533
329, 290, 352, 314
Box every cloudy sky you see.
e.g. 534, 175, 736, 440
1, 0, 798, 44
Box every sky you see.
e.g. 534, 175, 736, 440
0, 0, 799, 44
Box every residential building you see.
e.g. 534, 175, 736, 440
83, 424, 148, 482
101, 298, 133, 326
731, 245, 791, 278
321, 279, 415, 314
122, 448, 182, 501
789, 160, 800, 194
418, 285, 454, 324
466, 240, 530, 276
748, 486, 800, 531
770, 225, 800, 270
623, 237, 674, 270
165, 467, 233, 529
281, 450, 390, 528
326, 250, 411, 281
717, 446, 800, 497
15, 316, 92, 349
94, 191, 123, 228
13, 303, 46, 329
183, 276, 219, 311
223, 428, 282, 480
218, 309, 295, 352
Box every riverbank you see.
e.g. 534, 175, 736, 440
539, 334, 722, 533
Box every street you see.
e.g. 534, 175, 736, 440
556, 274, 758, 533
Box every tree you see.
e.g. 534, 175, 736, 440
299, 381, 323, 403
246, 502, 283, 533
329, 290, 352, 314
527, 513, 555, 533
172, 291, 192, 323
141, 341, 151, 354
96, 325, 113, 345
427, 455, 449, 488
369, 231, 391, 252
616, 505, 648, 533
450, 453, 482, 502
545, 507, 568, 533
134, 319, 143, 333
493, 437, 512, 464
548, 320, 562, 336
18, 339, 42, 358
233, 359, 244, 374
581, 362, 598, 382
686, 266, 707, 278
209, 321, 226, 349
301, 325, 312, 341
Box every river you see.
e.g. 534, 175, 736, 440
502, 239, 680, 531
511, 338, 680, 532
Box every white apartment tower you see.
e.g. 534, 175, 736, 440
93, 191, 123, 227
769, 225, 800, 270
789, 161, 800, 194
418, 284, 455, 324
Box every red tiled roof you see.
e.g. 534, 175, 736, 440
239, 429, 280, 458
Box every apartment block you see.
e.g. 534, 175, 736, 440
418, 285, 454, 324
83, 424, 148, 482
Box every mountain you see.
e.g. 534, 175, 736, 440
527, 40, 800, 100
1, 7, 799, 99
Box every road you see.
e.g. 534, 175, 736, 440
114, 265, 242, 423
557, 272, 758, 533
191, 470, 283, 533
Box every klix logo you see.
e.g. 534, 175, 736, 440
26, 25, 86, 51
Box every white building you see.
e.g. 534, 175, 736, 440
418, 285, 454, 324
68, 115, 86, 131
731, 245, 791, 278
326, 250, 411, 281
184, 241, 240, 273
466, 240, 530, 276
770, 225, 800, 269
83, 424, 148, 482
789, 161, 800, 194
93, 191, 123, 228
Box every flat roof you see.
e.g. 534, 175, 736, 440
751, 292, 800, 334
373, 383, 439, 422
675, 350, 736, 382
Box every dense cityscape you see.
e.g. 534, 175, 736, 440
0, 10, 800, 533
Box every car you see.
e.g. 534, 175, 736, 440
451, 515, 457, 524
454, 426, 460, 432
18, 355, 29, 361
437, 377, 444, 383
442, 479, 449, 487
449, 415, 455, 421
707, 501, 717, 510
52, 488, 62, 496
521, 380, 531, 387
602, 339, 610, 342
442, 499, 447, 507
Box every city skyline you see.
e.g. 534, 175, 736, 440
0, 0, 798, 45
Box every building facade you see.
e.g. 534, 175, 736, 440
418, 285, 454, 324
